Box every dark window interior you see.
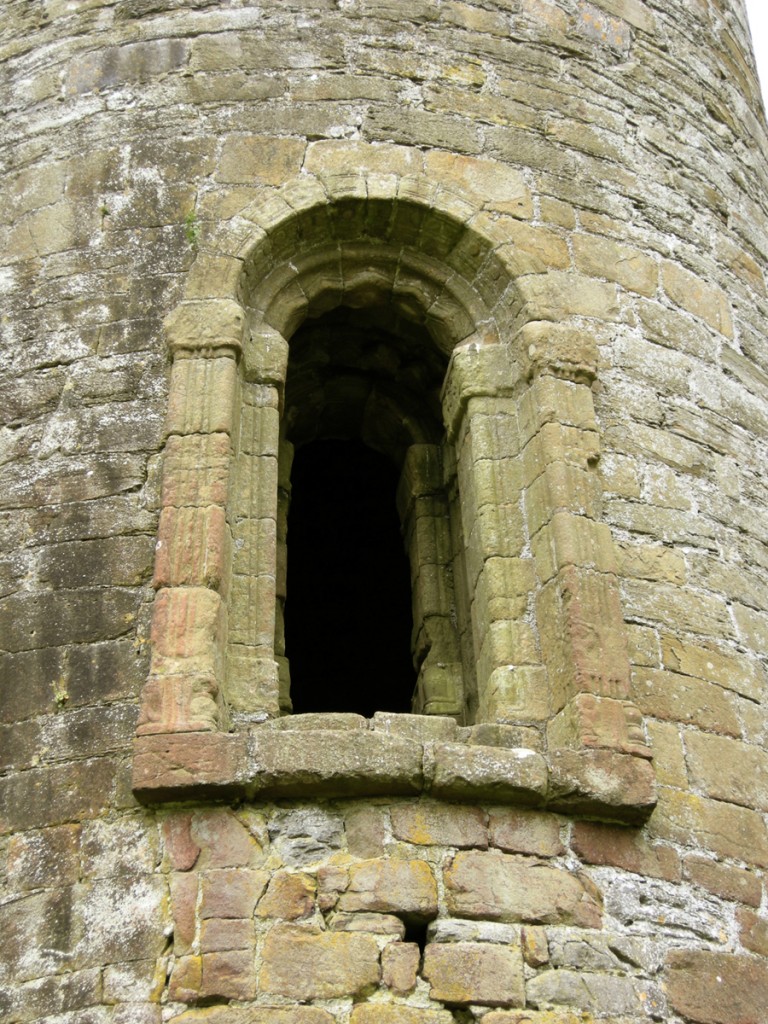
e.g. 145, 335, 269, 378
284, 437, 416, 717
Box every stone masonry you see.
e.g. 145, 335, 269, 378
2, 1, 768, 1022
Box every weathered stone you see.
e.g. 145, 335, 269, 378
489, 809, 564, 857
330, 912, 405, 936
683, 855, 762, 908
444, 851, 602, 927
6, 824, 81, 890
199, 868, 268, 919
666, 950, 768, 1024
527, 969, 660, 1017
338, 858, 438, 919
571, 821, 681, 880
257, 871, 316, 920
422, 940, 524, 1006
428, 743, 548, 802
391, 801, 488, 848
650, 788, 768, 867
684, 731, 768, 812
259, 925, 380, 999
349, 1007, 454, 1024
381, 940, 420, 993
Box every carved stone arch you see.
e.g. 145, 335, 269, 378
134, 168, 656, 820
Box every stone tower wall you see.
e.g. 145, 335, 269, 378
2, 1, 768, 1022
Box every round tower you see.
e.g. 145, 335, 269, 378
2, 1, 768, 1021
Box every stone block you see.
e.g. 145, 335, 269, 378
547, 694, 650, 758
200, 917, 253, 952
521, 925, 550, 967
350, 1008, 455, 1024
422, 940, 524, 1007
329, 912, 405, 936
202, 949, 256, 1000
245, 728, 424, 798
428, 743, 548, 803
161, 433, 231, 509
190, 808, 259, 868
257, 871, 316, 920
527, 969, 659, 1017
685, 731, 768, 812
516, 271, 621, 323
573, 234, 658, 296
479, 665, 551, 724
518, 322, 599, 384
391, 802, 488, 848
631, 668, 740, 736
0, 758, 116, 834
199, 868, 268, 919
444, 850, 602, 927
489, 809, 564, 858
166, 356, 237, 437
683, 855, 762, 908
259, 925, 380, 999
650, 788, 768, 868
382, 941, 420, 994
547, 749, 657, 823
338, 858, 438, 919
6, 824, 82, 890
170, 1011, 335, 1024
169, 872, 198, 955
666, 950, 768, 1024
571, 821, 680, 880
164, 299, 246, 355
661, 261, 733, 338
153, 505, 229, 590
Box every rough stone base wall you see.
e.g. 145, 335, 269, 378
4, 794, 768, 1023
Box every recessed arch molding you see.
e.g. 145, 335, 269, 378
133, 161, 656, 822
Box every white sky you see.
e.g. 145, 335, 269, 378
745, 0, 768, 108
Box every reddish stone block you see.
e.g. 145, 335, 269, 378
444, 850, 602, 928
200, 917, 253, 952
684, 855, 762, 908
200, 868, 268, 919
191, 808, 257, 867
259, 924, 380, 999
163, 813, 200, 870
489, 809, 564, 857
131, 732, 248, 799
202, 949, 256, 1000
382, 941, 420, 994
257, 871, 316, 920
571, 820, 681, 881
169, 872, 198, 955
666, 950, 768, 1024
737, 908, 768, 957
391, 802, 488, 848
423, 941, 524, 1007
168, 955, 202, 1002
338, 859, 438, 919
153, 505, 228, 590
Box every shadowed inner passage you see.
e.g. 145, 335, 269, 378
285, 438, 415, 717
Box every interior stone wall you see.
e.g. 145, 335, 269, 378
2, 1, 768, 1022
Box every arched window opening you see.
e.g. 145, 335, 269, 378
285, 438, 415, 717
276, 304, 468, 720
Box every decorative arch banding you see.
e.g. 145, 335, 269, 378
133, 168, 656, 821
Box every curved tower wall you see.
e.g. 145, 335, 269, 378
2, 1, 768, 1021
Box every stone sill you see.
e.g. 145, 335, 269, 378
132, 713, 656, 824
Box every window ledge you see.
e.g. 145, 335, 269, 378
132, 714, 656, 824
